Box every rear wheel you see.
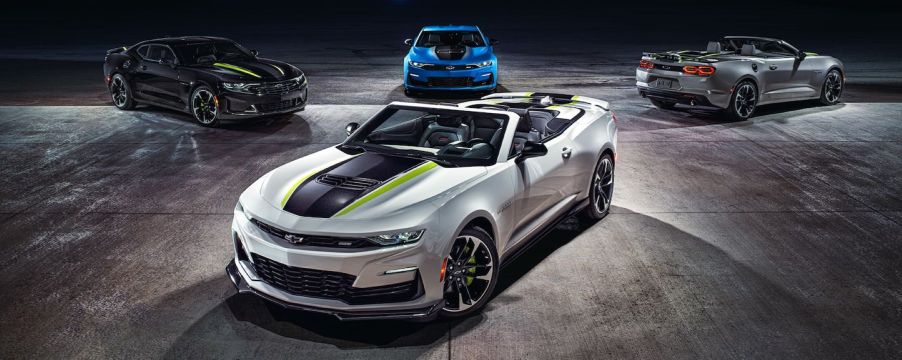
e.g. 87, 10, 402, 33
109, 74, 135, 110
819, 69, 843, 105
649, 98, 676, 110
581, 153, 614, 220
439, 226, 499, 318
726, 80, 757, 121
190, 86, 220, 127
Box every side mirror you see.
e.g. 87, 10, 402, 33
796, 51, 806, 61
251, 49, 259, 56
345, 122, 359, 137
516, 141, 547, 162
489, 38, 499, 46
404, 39, 414, 46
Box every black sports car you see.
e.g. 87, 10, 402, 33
103, 36, 307, 126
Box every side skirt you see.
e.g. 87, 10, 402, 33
499, 197, 590, 268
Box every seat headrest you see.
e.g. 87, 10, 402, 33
435, 116, 462, 127
740, 44, 757, 56
706, 41, 722, 53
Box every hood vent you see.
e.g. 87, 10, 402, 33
316, 174, 380, 190
434, 45, 468, 60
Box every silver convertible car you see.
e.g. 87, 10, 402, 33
227, 92, 617, 320
636, 36, 844, 120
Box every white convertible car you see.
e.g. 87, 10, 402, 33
227, 92, 618, 320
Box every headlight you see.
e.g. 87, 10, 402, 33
367, 229, 425, 246
408, 60, 430, 68
475, 60, 493, 68
222, 82, 256, 94
295, 74, 306, 85
235, 202, 252, 220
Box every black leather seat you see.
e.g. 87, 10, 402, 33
419, 117, 469, 148
511, 115, 540, 156
471, 116, 504, 149
526, 110, 554, 137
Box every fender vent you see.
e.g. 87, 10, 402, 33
316, 174, 380, 190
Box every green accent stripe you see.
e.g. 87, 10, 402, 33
332, 161, 438, 217
280, 156, 356, 208
523, 92, 534, 97
214, 62, 262, 79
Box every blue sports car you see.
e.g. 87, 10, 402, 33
403, 25, 498, 94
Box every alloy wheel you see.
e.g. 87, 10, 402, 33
192, 89, 218, 124
824, 71, 842, 103
442, 235, 494, 313
110, 77, 128, 108
592, 157, 614, 214
734, 83, 757, 118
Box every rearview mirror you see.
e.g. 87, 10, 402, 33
516, 141, 547, 162
345, 122, 359, 137
251, 49, 259, 56
404, 39, 414, 46
489, 38, 499, 46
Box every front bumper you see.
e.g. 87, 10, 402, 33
636, 68, 731, 109
217, 85, 308, 120
405, 65, 497, 91
227, 259, 441, 321
226, 211, 446, 321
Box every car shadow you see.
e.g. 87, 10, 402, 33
137, 105, 295, 134
626, 100, 847, 132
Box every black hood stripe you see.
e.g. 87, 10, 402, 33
283, 153, 425, 218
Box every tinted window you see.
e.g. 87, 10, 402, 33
160, 47, 177, 63
416, 31, 485, 47
760, 42, 795, 56
172, 41, 255, 65
145, 45, 163, 61
137, 45, 150, 59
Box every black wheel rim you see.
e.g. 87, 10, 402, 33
110, 77, 128, 108
443, 235, 494, 313
734, 83, 756, 118
824, 71, 842, 103
593, 157, 614, 214
192, 89, 217, 124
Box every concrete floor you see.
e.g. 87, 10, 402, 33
1, 37, 902, 358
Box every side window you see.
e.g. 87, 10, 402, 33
145, 45, 163, 62
137, 45, 150, 59
160, 47, 177, 64
761, 42, 794, 57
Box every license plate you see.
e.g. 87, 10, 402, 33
655, 79, 674, 89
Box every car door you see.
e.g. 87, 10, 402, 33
761, 42, 814, 101
141, 46, 183, 107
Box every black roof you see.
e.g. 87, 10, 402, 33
137, 36, 234, 46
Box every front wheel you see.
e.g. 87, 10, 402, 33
439, 226, 499, 319
109, 74, 135, 110
819, 69, 843, 105
725, 80, 758, 121
190, 86, 221, 127
581, 153, 614, 220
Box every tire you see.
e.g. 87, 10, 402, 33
725, 80, 758, 121
819, 69, 843, 105
649, 98, 676, 110
404, 88, 416, 97
109, 74, 135, 110
439, 226, 499, 319
190, 85, 221, 127
581, 153, 614, 220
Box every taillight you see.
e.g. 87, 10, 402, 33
683, 65, 715, 76
639, 59, 654, 69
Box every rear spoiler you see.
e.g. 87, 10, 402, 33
481, 92, 609, 111
106, 46, 128, 55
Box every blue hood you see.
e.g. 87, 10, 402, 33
409, 46, 493, 64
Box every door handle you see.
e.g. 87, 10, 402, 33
769, 64, 778, 70
561, 147, 572, 159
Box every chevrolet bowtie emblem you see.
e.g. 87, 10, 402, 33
284, 234, 304, 244
446, 65, 455, 70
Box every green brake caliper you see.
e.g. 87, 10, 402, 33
466, 254, 477, 286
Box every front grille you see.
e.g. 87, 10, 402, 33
316, 174, 380, 190
248, 78, 303, 95
251, 218, 377, 249
258, 98, 302, 112
251, 253, 422, 304
428, 76, 471, 87
421, 64, 479, 71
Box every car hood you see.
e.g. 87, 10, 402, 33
409, 45, 493, 64
258, 147, 487, 220
193, 58, 301, 82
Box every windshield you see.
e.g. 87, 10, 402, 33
173, 41, 255, 65
416, 31, 485, 47
343, 106, 508, 167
